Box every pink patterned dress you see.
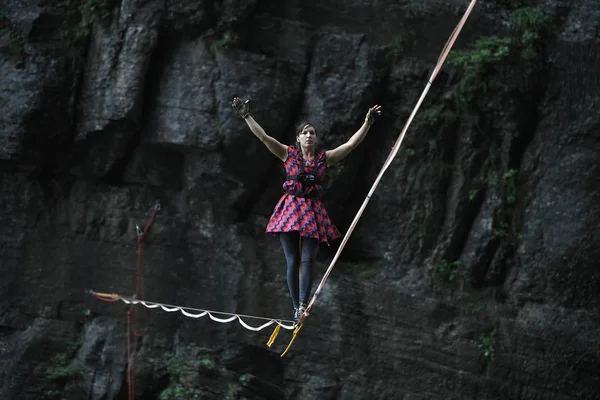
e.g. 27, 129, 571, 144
266, 145, 342, 244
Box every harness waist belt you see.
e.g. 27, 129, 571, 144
286, 174, 322, 185
285, 191, 321, 199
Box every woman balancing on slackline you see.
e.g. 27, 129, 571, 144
232, 96, 382, 323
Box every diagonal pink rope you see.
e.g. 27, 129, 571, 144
304, 0, 479, 317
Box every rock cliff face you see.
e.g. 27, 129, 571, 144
1, 0, 599, 399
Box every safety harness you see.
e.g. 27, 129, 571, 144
285, 155, 324, 199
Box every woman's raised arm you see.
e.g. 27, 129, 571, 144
326, 105, 382, 165
232, 97, 288, 161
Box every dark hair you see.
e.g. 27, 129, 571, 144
294, 122, 319, 150
295, 122, 317, 138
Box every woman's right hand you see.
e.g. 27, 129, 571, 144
232, 96, 250, 119
365, 104, 382, 126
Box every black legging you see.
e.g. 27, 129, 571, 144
279, 231, 319, 309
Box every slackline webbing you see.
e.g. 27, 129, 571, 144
91, 291, 297, 331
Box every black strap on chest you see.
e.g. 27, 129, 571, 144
286, 152, 324, 185
286, 172, 321, 185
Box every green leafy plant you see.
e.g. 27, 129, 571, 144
199, 357, 215, 369
447, 36, 512, 79
465, 300, 484, 315
489, 169, 518, 239
81, 0, 120, 25
493, 220, 510, 238
431, 259, 461, 282
493, 0, 528, 10
47, 0, 119, 50
45, 353, 82, 382
42, 389, 61, 400
421, 105, 458, 129
446, 6, 551, 105
164, 348, 214, 376
0, 19, 25, 56
479, 329, 497, 360
502, 168, 518, 205
159, 385, 201, 400
447, 35, 512, 103
510, 7, 549, 55
388, 35, 406, 60
486, 170, 499, 187
403, 2, 426, 19
210, 37, 231, 53
159, 346, 216, 400
351, 263, 380, 279
468, 188, 479, 201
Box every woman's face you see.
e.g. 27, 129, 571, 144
297, 124, 317, 149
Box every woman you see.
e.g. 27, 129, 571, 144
232, 96, 381, 323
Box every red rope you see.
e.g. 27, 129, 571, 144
126, 204, 159, 400
127, 309, 134, 400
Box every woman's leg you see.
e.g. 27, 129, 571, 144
279, 232, 301, 310
299, 236, 319, 307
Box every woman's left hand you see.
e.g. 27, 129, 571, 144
232, 96, 251, 119
365, 105, 382, 125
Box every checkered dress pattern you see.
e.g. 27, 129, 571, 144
265, 146, 341, 243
